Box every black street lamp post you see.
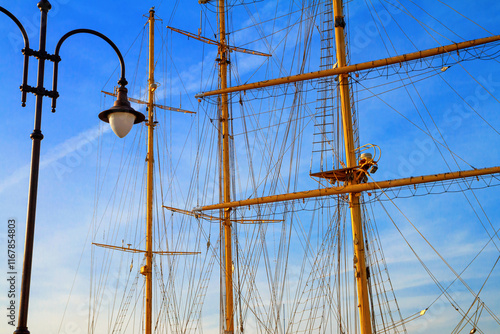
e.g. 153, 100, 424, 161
0, 2, 145, 334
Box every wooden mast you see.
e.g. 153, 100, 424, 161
188, 1, 500, 333
332, 0, 372, 332
145, 7, 155, 334
217, 0, 235, 332
95, 9, 199, 334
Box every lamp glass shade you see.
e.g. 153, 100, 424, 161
108, 112, 136, 138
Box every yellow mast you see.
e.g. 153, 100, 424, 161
217, 0, 235, 332
145, 7, 155, 334
188, 2, 500, 333
332, 0, 372, 332
95, 9, 198, 334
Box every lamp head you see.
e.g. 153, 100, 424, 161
99, 86, 145, 138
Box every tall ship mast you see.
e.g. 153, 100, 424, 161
93, 8, 197, 334
145, 9, 156, 334
190, 1, 500, 333
216, 0, 235, 331
29, 1, 500, 334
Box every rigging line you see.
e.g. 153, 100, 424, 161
154, 20, 166, 71
244, 94, 276, 195
251, 114, 315, 204
240, 226, 285, 330
155, 0, 165, 12
364, 178, 500, 202
237, 10, 318, 49
234, 90, 313, 201
245, 5, 316, 198
131, 26, 147, 98
436, 0, 495, 36
386, 0, 456, 45
236, 213, 285, 326
230, 2, 317, 34
278, 209, 294, 333
56, 207, 101, 333
407, 66, 500, 255
430, 115, 500, 255
242, 1, 316, 81
375, 197, 465, 315
192, 113, 216, 208
474, 304, 486, 332
233, 108, 315, 136
406, 0, 465, 42
365, 0, 393, 56
401, 67, 459, 183
92, 127, 119, 220
285, 209, 327, 324
373, 1, 414, 51
228, 48, 270, 93
200, 72, 222, 124
282, 100, 307, 327
154, 123, 198, 209
240, 102, 259, 217
368, 172, 500, 324
120, 272, 146, 333
90, 139, 138, 318
110, 260, 137, 333
221, 3, 318, 328
89, 246, 95, 334
451, 256, 500, 334
163, 42, 198, 111
376, 16, 456, 176
426, 225, 500, 311
364, 203, 401, 326
436, 72, 500, 136
353, 78, 474, 168
356, 70, 442, 102
201, 6, 217, 40
165, 0, 180, 26
155, 123, 171, 253
467, 189, 500, 250
74, 112, 103, 334
451, 60, 500, 107
90, 125, 143, 239
195, 14, 214, 203
101, 25, 148, 89
388, 1, 500, 107
157, 121, 196, 206
371, 2, 450, 165
291, 204, 342, 328
380, 2, 494, 100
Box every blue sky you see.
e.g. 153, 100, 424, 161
1, 1, 500, 333
0, 1, 200, 332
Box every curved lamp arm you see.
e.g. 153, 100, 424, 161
51, 29, 128, 112
0, 6, 30, 107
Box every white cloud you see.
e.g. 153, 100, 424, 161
0, 125, 111, 193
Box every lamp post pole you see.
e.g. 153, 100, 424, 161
0, 2, 144, 334
15, 2, 50, 334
